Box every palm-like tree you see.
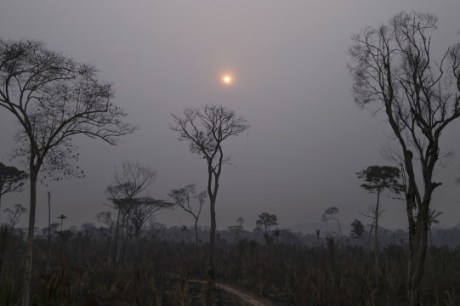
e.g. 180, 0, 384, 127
57, 214, 67, 232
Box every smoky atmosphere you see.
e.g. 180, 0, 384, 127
1, 1, 460, 305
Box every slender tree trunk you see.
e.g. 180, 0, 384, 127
208, 196, 216, 280
47, 192, 51, 246
22, 170, 38, 306
0, 195, 3, 220
113, 207, 121, 264
206, 163, 218, 282
374, 190, 381, 281
194, 219, 199, 245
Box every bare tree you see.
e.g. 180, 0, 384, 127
168, 184, 206, 244
113, 197, 172, 239
0, 39, 135, 306
170, 104, 249, 281
321, 206, 342, 242
106, 161, 171, 261
356, 165, 404, 279
349, 11, 460, 305
0, 162, 28, 218
3, 203, 27, 229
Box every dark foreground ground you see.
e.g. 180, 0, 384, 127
1, 226, 460, 305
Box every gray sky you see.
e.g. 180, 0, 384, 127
1, 0, 459, 231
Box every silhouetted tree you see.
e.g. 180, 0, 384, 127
169, 184, 206, 244
0, 39, 135, 305
256, 212, 278, 244
350, 219, 365, 239
356, 165, 404, 275
236, 217, 245, 228
106, 161, 156, 259
170, 104, 249, 281
113, 197, 172, 239
107, 161, 171, 264
322, 207, 342, 242
3, 204, 27, 229
57, 214, 67, 232
0, 162, 28, 218
349, 11, 460, 305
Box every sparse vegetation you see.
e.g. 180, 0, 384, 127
0, 224, 460, 305
1, 7, 460, 306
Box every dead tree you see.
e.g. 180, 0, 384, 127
349, 12, 460, 305
169, 184, 206, 244
106, 161, 171, 261
170, 104, 248, 281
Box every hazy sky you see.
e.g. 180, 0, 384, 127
1, 1, 459, 231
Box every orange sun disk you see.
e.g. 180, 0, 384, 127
221, 74, 233, 85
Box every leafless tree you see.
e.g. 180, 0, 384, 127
169, 184, 206, 244
0, 39, 135, 306
3, 203, 27, 229
106, 161, 172, 262
170, 104, 249, 281
112, 197, 173, 239
321, 206, 342, 242
349, 11, 460, 305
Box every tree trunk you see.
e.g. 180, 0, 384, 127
22, 170, 38, 306
47, 192, 51, 246
374, 190, 381, 281
407, 203, 429, 306
194, 219, 199, 245
208, 196, 216, 281
113, 207, 121, 264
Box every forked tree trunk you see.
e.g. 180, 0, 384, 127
22, 169, 38, 306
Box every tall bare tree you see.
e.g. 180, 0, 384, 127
169, 184, 206, 244
0, 39, 135, 306
170, 104, 249, 281
349, 12, 460, 305
0, 162, 28, 218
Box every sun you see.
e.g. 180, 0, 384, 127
221, 73, 234, 86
